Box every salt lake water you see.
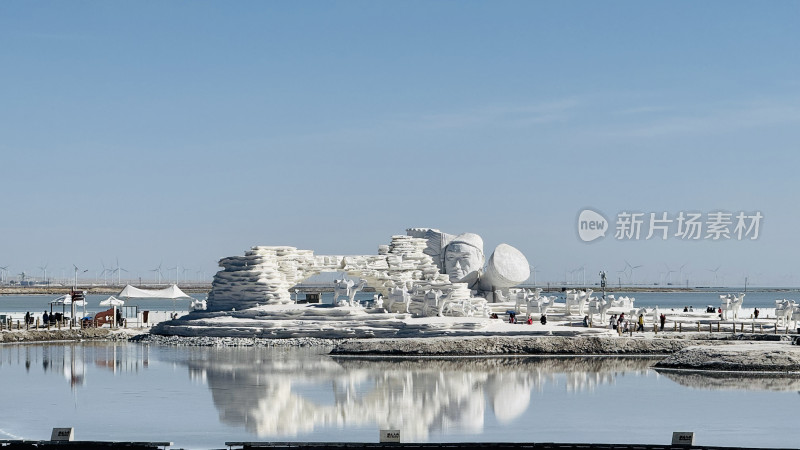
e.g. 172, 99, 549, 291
1, 342, 799, 449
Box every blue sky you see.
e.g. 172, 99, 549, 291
2, 1, 799, 286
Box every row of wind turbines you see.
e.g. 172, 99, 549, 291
554, 261, 725, 287
0, 259, 210, 287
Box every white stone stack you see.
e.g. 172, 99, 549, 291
207, 246, 319, 311
207, 235, 470, 314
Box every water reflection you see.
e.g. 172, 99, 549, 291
1, 343, 150, 389
179, 349, 655, 439
657, 369, 800, 392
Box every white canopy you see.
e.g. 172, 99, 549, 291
100, 296, 125, 307
51, 294, 72, 305
117, 284, 191, 299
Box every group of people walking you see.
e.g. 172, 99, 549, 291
608, 312, 668, 333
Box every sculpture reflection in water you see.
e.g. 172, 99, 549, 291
180, 348, 654, 440
658, 370, 800, 392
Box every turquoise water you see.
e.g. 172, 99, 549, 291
0, 343, 798, 449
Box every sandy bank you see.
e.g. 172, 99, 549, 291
0, 328, 142, 343
655, 341, 800, 372
328, 335, 750, 355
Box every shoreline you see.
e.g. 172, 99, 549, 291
4, 330, 800, 372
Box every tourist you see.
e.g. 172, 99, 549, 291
509, 312, 516, 324
754, 308, 760, 319
42, 311, 48, 327
490, 313, 498, 319
527, 315, 533, 325
637, 314, 644, 332
116, 309, 123, 327
583, 315, 589, 327
24, 311, 30, 326
540, 314, 547, 325
660, 313, 666, 331
683, 306, 688, 312
610, 314, 617, 330
618, 312, 625, 327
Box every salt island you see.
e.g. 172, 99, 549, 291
149, 227, 800, 371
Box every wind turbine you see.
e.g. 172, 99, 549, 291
678, 263, 688, 285
73, 265, 88, 288
707, 266, 721, 286
182, 267, 191, 285
99, 260, 111, 286
169, 264, 180, 285
112, 258, 127, 286
38, 263, 48, 286
663, 263, 676, 285
528, 265, 541, 286
150, 262, 163, 284
624, 260, 643, 285
0, 266, 8, 284
578, 265, 586, 286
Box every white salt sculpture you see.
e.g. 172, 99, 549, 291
775, 299, 795, 327
347, 280, 368, 307
719, 293, 745, 320
190, 298, 207, 311
386, 286, 411, 313
565, 289, 592, 316
587, 297, 611, 323
206, 229, 530, 318
406, 228, 530, 295
610, 295, 635, 309
333, 278, 355, 306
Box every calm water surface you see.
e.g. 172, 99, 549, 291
1, 342, 798, 449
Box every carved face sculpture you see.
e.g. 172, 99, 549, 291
444, 242, 484, 284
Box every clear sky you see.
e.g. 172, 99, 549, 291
2, 1, 799, 287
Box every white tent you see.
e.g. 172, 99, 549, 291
117, 284, 191, 299
100, 296, 125, 307
117, 284, 192, 317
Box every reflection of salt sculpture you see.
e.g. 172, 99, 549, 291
183, 347, 652, 441
719, 293, 745, 320
775, 299, 795, 327
565, 289, 592, 315
587, 297, 610, 323
406, 228, 530, 296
